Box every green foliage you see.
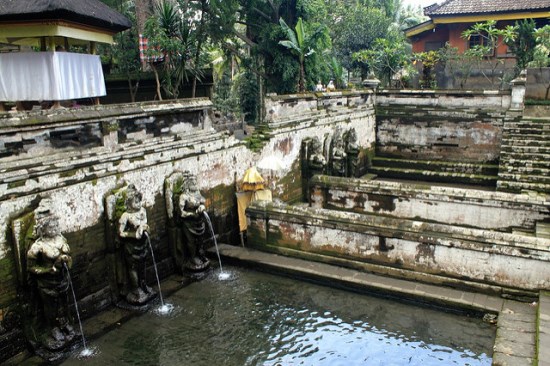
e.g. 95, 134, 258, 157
505, 19, 536, 70
261, 25, 300, 94
413, 50, 440, 89
331, 5, 393, 78
397, 3, 427, 30
278, 17, 328, 91
529, 25, 550, 68
237, 58, 260, 124
328, 56, 345, 89
353, 34, 412, 87
461, 20, 518, 89
438, 43, 478, 89
110, 2, 141, 92
245, 123, 272, 151
143, 0, 211, 99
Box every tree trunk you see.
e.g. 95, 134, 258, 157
150, 63, 162, 101
127, 77, 139, 103
299, 59, 306, 92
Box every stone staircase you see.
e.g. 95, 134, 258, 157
369, 156, 499, 186
497, 117, 550, 193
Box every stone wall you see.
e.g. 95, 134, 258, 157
310, 175, 549, 233
247, 202, 550, 293
0, 93, 376, 362
526, 67, 550, 101
375, 90, 515, 163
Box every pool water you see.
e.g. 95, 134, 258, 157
63, 266, 494, 366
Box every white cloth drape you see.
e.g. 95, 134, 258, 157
0, 52, 106, 101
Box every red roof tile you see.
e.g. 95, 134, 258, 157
425, 0, 550, 16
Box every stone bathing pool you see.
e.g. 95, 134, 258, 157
62, 266, 494, 366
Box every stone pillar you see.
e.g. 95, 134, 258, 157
362, 73, 381, 91
102, 121, 119, 151
510, 69, 527, 111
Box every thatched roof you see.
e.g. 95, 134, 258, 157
0, 0, 131, 32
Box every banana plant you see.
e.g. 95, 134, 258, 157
279, 17, 326, 92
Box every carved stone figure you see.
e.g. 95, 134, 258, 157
308, 137, 327, 176
330, 129, 347, 177
345, 128, 360, 178
26, 198, 76, 352
117, 184, 155, 305
178, 174, 209, 272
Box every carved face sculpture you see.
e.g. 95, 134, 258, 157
185, 176, 198, 192
311, 138, 322, 153
126, 185, 143, 213
36, 214, 61, 239
348, 129, 357, 144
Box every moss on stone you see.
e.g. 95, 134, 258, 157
204, 183, 235, 216
113, 189, 127, 221
7, 180, 25, 190
59, 169, 78, 178
244, 123, 272, 152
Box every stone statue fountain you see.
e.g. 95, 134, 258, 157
330, 128, 347, 177
13, 198, 80, 361
105, 184, 156, 308
165, 171, 210, 275
344, 128, 360, 178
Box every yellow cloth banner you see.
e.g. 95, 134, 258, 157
236, 191, 253, 232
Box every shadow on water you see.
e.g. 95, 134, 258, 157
61, 266, 494, 366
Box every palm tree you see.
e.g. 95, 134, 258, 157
278, 17, 326, 92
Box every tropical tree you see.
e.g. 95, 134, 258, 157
143, 0, 201, 100
461, 20, 517, 88
353, 35, 412, 87
530, 25, 550, 67
111, 0, 142, 102
505, 19, 537, 71
529, 25, 550, 99
278, 17, 327, 92
331, 4, 393, 78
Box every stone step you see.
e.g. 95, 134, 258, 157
498, 166, 550, 177
501, 145, 550, 154
500, 159, 550, 169
500, 151, 550, 162
503, 132, 550, 141
498, 172, 550, 184
371, 157, 499, 175
501, 138, 550, 148
497, 180, 550, 194
504, 120, 550, 127
369, 166, 497, 186
503, 128, 550, 136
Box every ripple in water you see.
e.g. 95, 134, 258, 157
216, 269, 237, 281
77, 345, 99, 359
154, 303, 175, 316
61, 266, 494, 366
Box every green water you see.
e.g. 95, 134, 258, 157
63, 266, 494, 366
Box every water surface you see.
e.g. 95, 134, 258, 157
63, 266, 494, 366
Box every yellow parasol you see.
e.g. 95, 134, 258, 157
241, 166, 265, 191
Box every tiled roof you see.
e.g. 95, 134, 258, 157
0, 0, 131, 32
425, 0, 550, 16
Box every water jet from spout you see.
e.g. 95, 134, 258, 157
202, 212, 227, 280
